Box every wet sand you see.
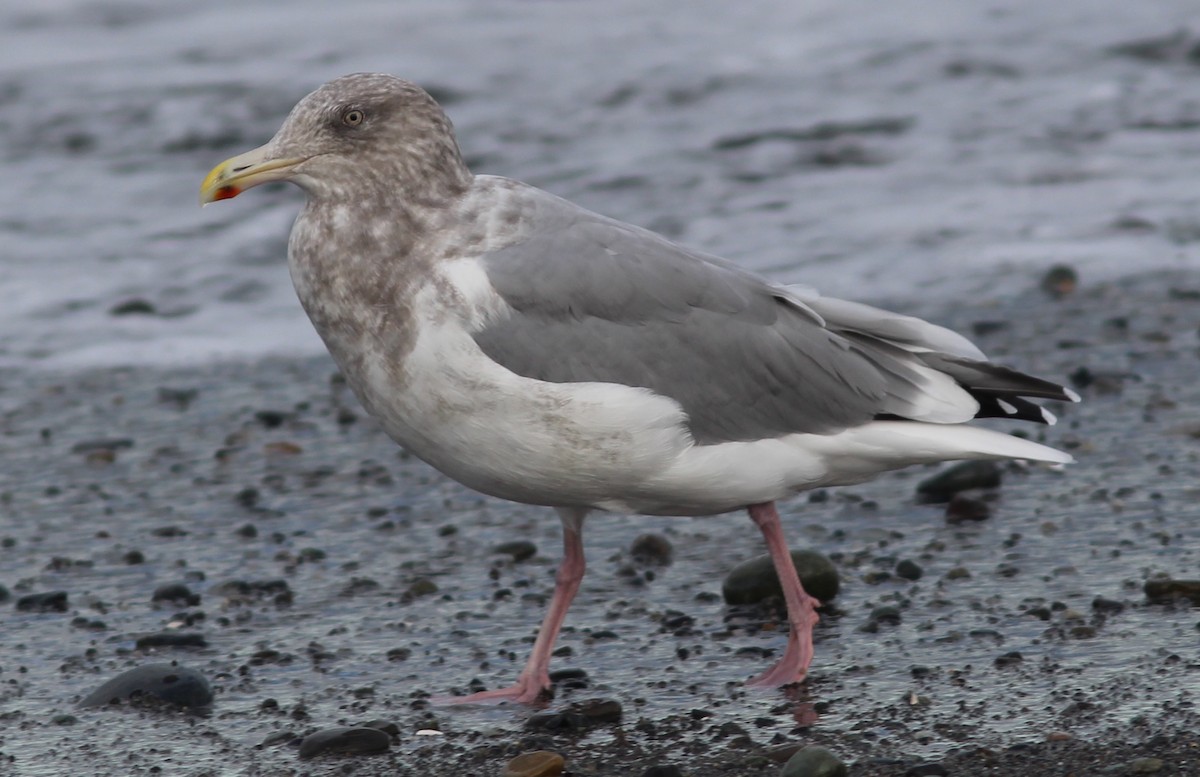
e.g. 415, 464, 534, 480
2, 269, 1199, 775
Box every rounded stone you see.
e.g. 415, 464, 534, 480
79, 663, 213, 709
502, 750, 565, 777
916, 460, 1001, 503
722, 549, 839, 605
297, 726, 391, 759
781, 746, 848, 777
630, 533, 673, 565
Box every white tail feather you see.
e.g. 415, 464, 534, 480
798, 420, 1072, 487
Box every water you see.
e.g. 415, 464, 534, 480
1, 0, 1197, 369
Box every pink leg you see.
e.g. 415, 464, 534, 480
433, 507, 588, 705
744, 501, 821, 688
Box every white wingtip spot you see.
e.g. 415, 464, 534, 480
996, 399, 1018, 416
1041, 406, 1058, 426
1064, 387, 1082, 403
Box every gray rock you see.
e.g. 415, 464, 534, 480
297, 726, 391, 759
722, 550, 839, 605
916, 460, 1002, 503
79, 663, 213, 709
781, 746, 848, 777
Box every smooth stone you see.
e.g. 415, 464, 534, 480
567, 698, 622, 724
630, 533, 673, 565
1144, 578, 1200, 605
151, 582, 200, 606
79, 663, 213, 709
916, 460, 1001, 503
895, 559, 923, 580
297, 726, 391, 759
722, 550, 839, 605
502, 750, 565, 777
640, 767, 684, 777
1129, 757, 1164, 774
16, 591, 69, 612
781, 746, 848, 777
944, 494, 991, 523
494, 540, 538, 562
1040, 264, 1078, 298
135, 632, 208, 649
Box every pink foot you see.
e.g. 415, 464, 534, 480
430, 675, 551, 706
744, 502, 822, 688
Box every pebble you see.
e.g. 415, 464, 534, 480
994, 650, 1024, 667
494, 540, 538, 562
79, 663, 213, 709
722, 549, 839, 605
151, 582, 200, 606
135, 632, 208, 650
944, 493, 991, 523
904, 764, 949, 776
640, 766, 684, 777
781, 746, 848, 777
502, 750, 565, 777
1144, 578, 1200, 605
297, 726, 391, 759
895, 559, 923, 580
1128, 757, 1164, 774
630, 533, 673, 565
16, 591, 69, 612
526, 698, 621, 732
915, 461, 1001, 503
1040, 263, 1079, 298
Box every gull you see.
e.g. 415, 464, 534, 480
201, 73, 1077, 704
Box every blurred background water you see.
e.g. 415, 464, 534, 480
1, 0, 1198, 369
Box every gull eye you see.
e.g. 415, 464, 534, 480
342, 108, 364, 127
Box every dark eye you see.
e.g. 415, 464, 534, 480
342, 108, 364, 127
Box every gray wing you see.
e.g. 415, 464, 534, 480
471, 189, 983, 446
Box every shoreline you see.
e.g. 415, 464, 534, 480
1, 268, 1198, 775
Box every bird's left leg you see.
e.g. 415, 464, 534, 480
744, 501, 821, 687
433, 506, 588, 704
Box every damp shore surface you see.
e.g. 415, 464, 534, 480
2, 271, 1199, 775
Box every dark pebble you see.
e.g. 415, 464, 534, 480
1040, 263, 1079, 298
895, 559, 924, 580
640, 767, 684, 777
944, 493, 991, 523
782, 745, 848, 777
916, 460, 1001, 503
1144, 579, 1200, 605
16, 591, 68, 612
79, 663, 213, 709
494, 540, 538, 562
254, 409, 290, 428
360, 719, 400, 737
156, 386, 198, 408
630, 533, 673, 565
0, 584, 9, 603
722, 549, 839, 605
297, 726, 391, 759
569, 698, 622, 724
51, 714, 78, 726
135, 632, 208, 650
109, 298, 157, 316
905, 763, 950, 776
1092, 596, 1126, 613
70, 437, 134, 455
995, 651, 1024, 667
122, 550, 145, 564
151, 583, 200, 606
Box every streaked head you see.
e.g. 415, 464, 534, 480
200, 73, 470, 206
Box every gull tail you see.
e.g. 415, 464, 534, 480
802, 421, 1072, 488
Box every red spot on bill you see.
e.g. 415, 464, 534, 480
214, 185, 241, 201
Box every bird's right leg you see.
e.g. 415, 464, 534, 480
433, 506, 588, 705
